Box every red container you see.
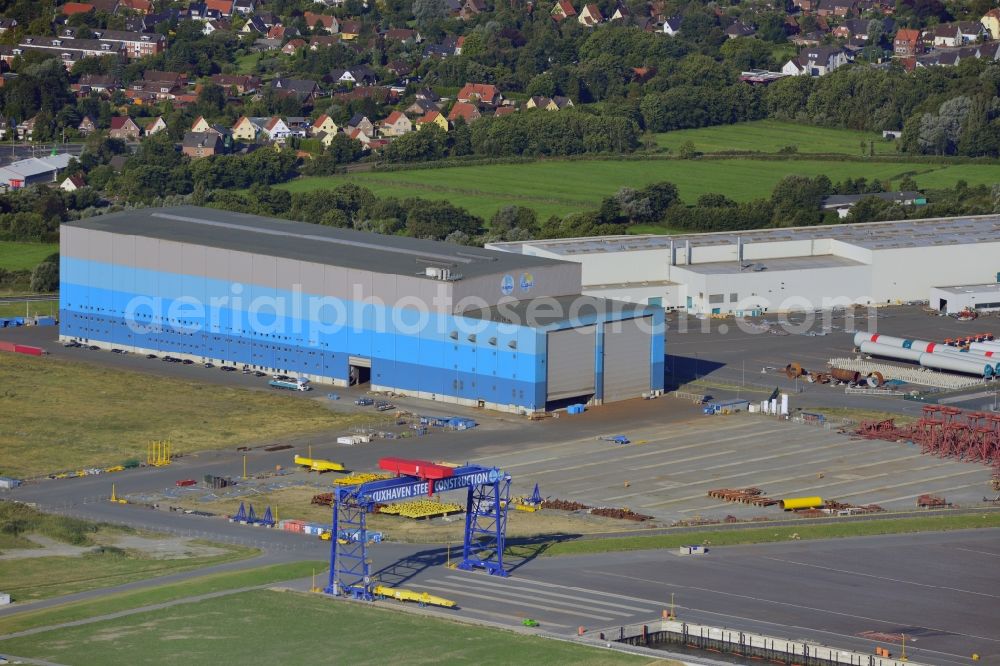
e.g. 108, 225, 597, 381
13, 345, 43, 356
0, 342, 15, 353
175, 479, 196, 487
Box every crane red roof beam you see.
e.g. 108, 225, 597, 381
378, 457, 455, 496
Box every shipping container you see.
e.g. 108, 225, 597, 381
13, 345, 44, 356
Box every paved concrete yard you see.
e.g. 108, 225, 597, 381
493, 415, 995, 523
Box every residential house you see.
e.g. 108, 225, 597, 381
816, 0, 855, 16
457, 83, 501, 106
310, 35, 340, 50
241, 15, 268, 34
61, 2, 95, 16
304, 12, 339, 33
209, 74, 260, 95
339, 20, 361, 40
578, 4, 603, 26
89, 0, 119, 11
894, 28, 923, 57
144, 116, 167, 135
931, 22, 985, 47
205, 0, 234, 17
202, 19, 231, 35
610, 3, 630, 21
109, 116, 141, 140
311, 114, 338, 136
346, 113, 374, 136
0, 18, 17, 34
416, 110, 449, 131
551, 0, 576, 21
328, 66, 378, 86
982, 8, 1000, 41
460, 0, 487, 20
281, 38, 307, 55
380, 110, 413, 136
526, 95, 574, 110
783, 46, 848, 76
191, 116, 212, 133
494, 106, 517, 118
725, 22, 755, 39
15, 116, 36, 141
384, 28, 421, 44
181, 131, 223, 158
285, 116, 310, 137
270, 78, 320, 103
448, 102, 480, 123
118, 0, 153, 12
187, 3, 221, 21
91, 29, 165, 59
232, 0, 256, 14
405, 99, 439, 116
262, 117, 292, 141
73, 73, 118, 96
347, 127, 373, 147
60, 175, 87, 192
77, 116, 97, 135
232, 116, 261, 141
311, 130, 334, 148
15, 36, 125, 66
662, 16, 682, 36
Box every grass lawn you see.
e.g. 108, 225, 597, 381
0, 241, 57, 271
0, 541, 259, 603
0, 300, 57, 319
234, 51, 261, 74
282, 157, 1000, 221
654, 120, 896, 155
0, 561, 325, 636
0, 589, 664, 665
0, 354, 369, 478
507, 512, 1000, 558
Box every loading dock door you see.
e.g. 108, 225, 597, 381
546, 326, 596, 402
603, 317, 651, 402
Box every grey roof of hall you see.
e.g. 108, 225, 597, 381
494, 214, 1000, 255
677, 254, 866, 275
64, 206, 569, 280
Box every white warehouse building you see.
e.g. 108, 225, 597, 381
487, 215, 1000, 315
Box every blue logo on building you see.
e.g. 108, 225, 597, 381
500, 275, 514, 296
519, 272, 534, 292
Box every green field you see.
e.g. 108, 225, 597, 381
0, 541, 259, 602
0, 299, 57, 319
0, 502, 260, 602
0, 241, 57, 271
0, 589, 664, 665
654, 120, 896, 155
507, 512, 1000, 559
0, 561, 326, 636
0, 354, 368, 478
283, 157, 1000, 221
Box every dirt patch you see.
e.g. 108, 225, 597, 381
108, 536, 228, 560
172, 483, 658, 543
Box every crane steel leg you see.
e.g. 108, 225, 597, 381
458, 476, 510, 577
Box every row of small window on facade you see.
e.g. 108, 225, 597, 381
70, 310, 519, 348
69, 314, 521, 351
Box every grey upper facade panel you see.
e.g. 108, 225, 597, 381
63, 206, 570, 282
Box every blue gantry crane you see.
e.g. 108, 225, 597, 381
326, 458, 511, 600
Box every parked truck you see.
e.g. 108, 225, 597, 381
268, 378, 311, 391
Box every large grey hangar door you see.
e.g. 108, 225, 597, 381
546, 325, 596, 402
603, 317, 651, 402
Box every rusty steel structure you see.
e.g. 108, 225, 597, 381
857, 406, 1000, 465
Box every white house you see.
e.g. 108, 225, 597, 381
262, 116, 291, 141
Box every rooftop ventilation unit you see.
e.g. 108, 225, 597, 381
424, 266, 452, 280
